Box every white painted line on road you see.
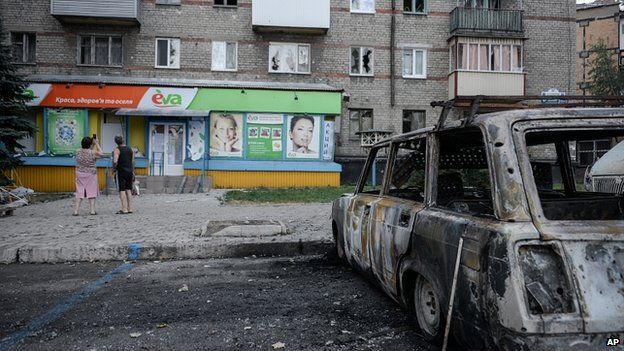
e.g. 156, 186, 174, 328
0, 243, 142, 351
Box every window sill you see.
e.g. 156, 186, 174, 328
155, 66, 180, 70
212, 68, 238, 72
350, 10, 376, 14
77, 64, 123, 68
452, 69, 524, 74
12, 62, 36, 66
268, 71, 311, 75
403, 75, 427, 79
350, 73, 374, 77
213, 5, 238, 8
403, 11, 427, 15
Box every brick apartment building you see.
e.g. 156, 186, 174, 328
3, 0, 576, 189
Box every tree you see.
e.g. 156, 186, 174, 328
0, 17, 36, 185
588, 39, 624, 96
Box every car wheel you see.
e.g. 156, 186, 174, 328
414, 275, 444, 341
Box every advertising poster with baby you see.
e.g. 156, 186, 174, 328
46, 108, 87, 155
209, 113, 243, 157
286, 115, 321, 159
245, 114, 283, 160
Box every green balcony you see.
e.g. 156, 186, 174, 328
450, 7, 523, 37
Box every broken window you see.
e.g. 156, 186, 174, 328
402, 110, 425, 133
402, 48, 426, 78
435, 129, 494, 217
212, 41, 237, 71
351, 0, 375, 13
358, 145, 389, 194
525, 129, 624, 220
404, 0, 425, 13
214, 0, 237, 6
155, 38, 180, 69
11, 32, 36, 64
388, 138, 426, 202
350, 47, 374, 76
268, 43, 310, 74
78, 35, 122, 67
349, 109, 373, 140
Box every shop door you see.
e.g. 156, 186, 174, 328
149, 123, 185, 176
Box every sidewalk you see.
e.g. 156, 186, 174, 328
0, 190, 333, 263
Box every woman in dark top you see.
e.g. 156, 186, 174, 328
113, 135, 135, 214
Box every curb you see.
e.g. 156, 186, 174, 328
0, 240, 334, 264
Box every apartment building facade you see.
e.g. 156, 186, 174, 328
3, 0, 576, 189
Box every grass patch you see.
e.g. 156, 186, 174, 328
222, 186, 356, 204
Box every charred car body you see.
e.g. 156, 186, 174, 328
332, 108, 624, 350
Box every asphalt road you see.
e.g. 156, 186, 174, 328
0, 254, 446, 351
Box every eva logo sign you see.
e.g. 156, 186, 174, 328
138, 87, 198, 110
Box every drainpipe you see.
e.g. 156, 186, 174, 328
390, 0, 396, 107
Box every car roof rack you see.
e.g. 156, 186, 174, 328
431, 95, 624, 131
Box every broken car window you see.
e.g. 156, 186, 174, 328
388, 138, 426, 202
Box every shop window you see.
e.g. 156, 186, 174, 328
349, 109, 373, 140
402, 48, 426, 78
155, 38, 180, 69
101, 114, 124, 154
403, 0, 425, 13
351, 0, 375, 13
78, 35, 122, 67
454, 41, 522, 73
11, 32, 36, 64
402, 110, 425, 133
212, 41, 237, 71
214, 0, 237, 7
350, 47, 374, 76
577, 139, 611, 166
268, 43, 310, 74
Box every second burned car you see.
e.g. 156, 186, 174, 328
332, 107, 624, 350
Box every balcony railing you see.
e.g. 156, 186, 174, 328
51, 0, 139, 25
450, 8, 523, 36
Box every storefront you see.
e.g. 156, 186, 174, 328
17, 78, 342, 191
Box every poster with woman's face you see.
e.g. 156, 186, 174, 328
286, 115, 321, 159
209, 113, 243, 157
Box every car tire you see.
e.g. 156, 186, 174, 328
414, 274, 445, 342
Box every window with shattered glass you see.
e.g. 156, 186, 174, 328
11, 32, 36, 64
388, 138, 427, 202
350, 47, 374, 76
155, 38, 180, 69
351, 0, 375, 13
268, 43, 310, 74
403, 0, 425, 13
349, 109, 373, 140
212, 41, 237, 71
78, 35, 122, 67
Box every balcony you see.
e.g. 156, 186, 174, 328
51, 0, 139, 26
252, 0, 330, 35
450, 7, 523, 37
448, 71, 524, 99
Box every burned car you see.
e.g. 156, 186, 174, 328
332, 108, 624, 350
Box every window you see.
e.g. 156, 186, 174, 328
455, 41, 522, 73
577, 139, 611, 166
357, 145, 389, 194
11, 32, 36, 64
212, 41, 237, 71
350, 47, 374, 76
351, 0, 375, 13
349, 109, 373, 140
155, 38, 180, 69
268, 43, 310, 74
402, 110, 425, 133
435, 129, 494, 217
79, 35, 122, 66
388, 138, 426, 201
214, 0, 237, 7
403, 0, 425, 13
402, 48, 426, 78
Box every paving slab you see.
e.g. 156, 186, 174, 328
1, 191, 333, 263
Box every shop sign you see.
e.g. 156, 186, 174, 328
137, 88, 198, 110
286, 115, 321, 159
46, 108, 87, 155
245, 114, 283, 160
25, 84, 52, 106
210, 113, 244, 158
322, 120, 335, 161
37, 84, 148, 108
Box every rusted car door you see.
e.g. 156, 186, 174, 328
369, 138, 427, 296
344, 145, 389, 273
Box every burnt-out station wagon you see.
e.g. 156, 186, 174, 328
332, 107, 624, 350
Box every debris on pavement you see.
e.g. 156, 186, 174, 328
178, 284, 189, 292
271, 341, 285, 349
129, 332, 142, 338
